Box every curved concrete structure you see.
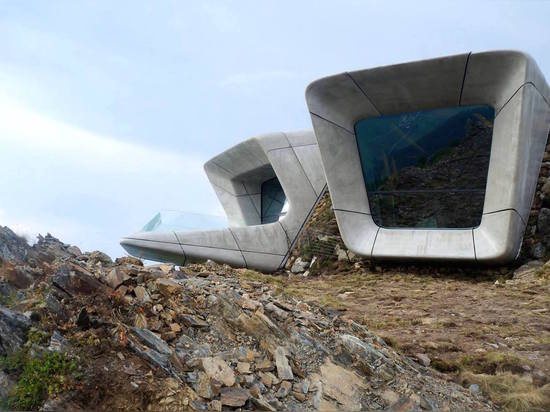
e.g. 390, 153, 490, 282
121, 130, 326, 271
306, 50, 550, 263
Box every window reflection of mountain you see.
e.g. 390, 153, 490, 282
370, 115, 493, 228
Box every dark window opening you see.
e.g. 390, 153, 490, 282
355, 105, 494, 228
261, 177, 287, 224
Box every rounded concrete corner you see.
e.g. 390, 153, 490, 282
473, 211, 525, 264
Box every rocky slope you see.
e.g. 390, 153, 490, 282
0, 225, 494, 411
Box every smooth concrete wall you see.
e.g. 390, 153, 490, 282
121, 130, 327, 272
306, 50, 550, 263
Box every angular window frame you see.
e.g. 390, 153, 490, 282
354, 104, 495, 230
306, 51, 550, 263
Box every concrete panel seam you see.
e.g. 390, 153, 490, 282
332, 208, 372, 216
211, 160, 254, 195
483, 208, 527, 226
495, 82, 550, 118
458, 52, 472, 106
267, 142, 317, 154
471, 228, 477, 261
281, 132, 292, 147
211, 182, 260, 198
177, 242, 239, 252
243, 183, 261, 220
370, 227, 381, 260
310, 112, 354, 135
345, 72, 382, 116
287, 142, 318, 197
122, 237, 180, 245
277, 221, 292, 250
227, 227, 248, 268
173, 231, 188, 266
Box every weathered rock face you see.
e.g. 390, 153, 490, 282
0, 226, 29, 264
52, 264, 108, 296
0, 306, 31, 356
0, 225, 495, 411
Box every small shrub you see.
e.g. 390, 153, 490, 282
26, 328, 50, 346
431, 357, 459, 373
2, 351, 80, 411
459, 351, 528, 375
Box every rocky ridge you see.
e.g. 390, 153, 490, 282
0, 226, 494, 411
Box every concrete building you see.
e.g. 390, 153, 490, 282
306, 50, 550, 263
121, 130, 326, 271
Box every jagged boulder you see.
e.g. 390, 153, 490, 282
52, 263, 108, 296
0, 306, 32, 355
0, 226, 29, 264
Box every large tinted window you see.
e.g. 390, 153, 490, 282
261, 177, 287, 224
355, 105, 494, 228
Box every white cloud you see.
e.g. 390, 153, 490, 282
0, 94, 222, 257
0, 95, 203, 174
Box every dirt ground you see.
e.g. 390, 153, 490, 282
267, 263, 550, 373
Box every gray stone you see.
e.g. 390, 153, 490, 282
45, 292, 68, 322
274, 346, 294, 380
192, 371, 217, 399
48, 330, 71, 353
538, 208, 550, 235
52, 263, 107, 296
469, 383, 480, 395
335, 244, 350, 261
134, 285, 151, 303
531, 242, 546, 259
0, 370, 14, 398
381, 389, 399, 405
0, 226, 29, 263
0, 305, 31, 355
276, 381, 292, 398
340, 334, 387, 364
319, 359, 367, 411
88, 250, 113, 265
220, 387, 249, 407
156, 278, 183, 296
67, 245, 82, 256
131, 327, 172, 355
290, 257, 309, 273
250, 396, 276, 411
415, 353, 431, 367
265, 302, 289, 321
532, 370, 547, 386
201, 357, 235, 387
181, 314, 209, 328
105, 268, 130, 289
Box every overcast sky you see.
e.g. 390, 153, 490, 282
1, 0, 549, 258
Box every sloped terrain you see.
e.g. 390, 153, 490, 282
0, 226, 494, 411
284, 193, 550, 411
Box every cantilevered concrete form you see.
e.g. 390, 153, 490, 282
306, 50, 550, 263
121, 131, 326, 271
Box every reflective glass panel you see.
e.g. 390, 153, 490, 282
141, 211, 227, 233
261, 177, 287, 224
355, 105, 494, 228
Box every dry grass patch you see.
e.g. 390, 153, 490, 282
461, 371, 550, 412
460, 351, 531, 375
